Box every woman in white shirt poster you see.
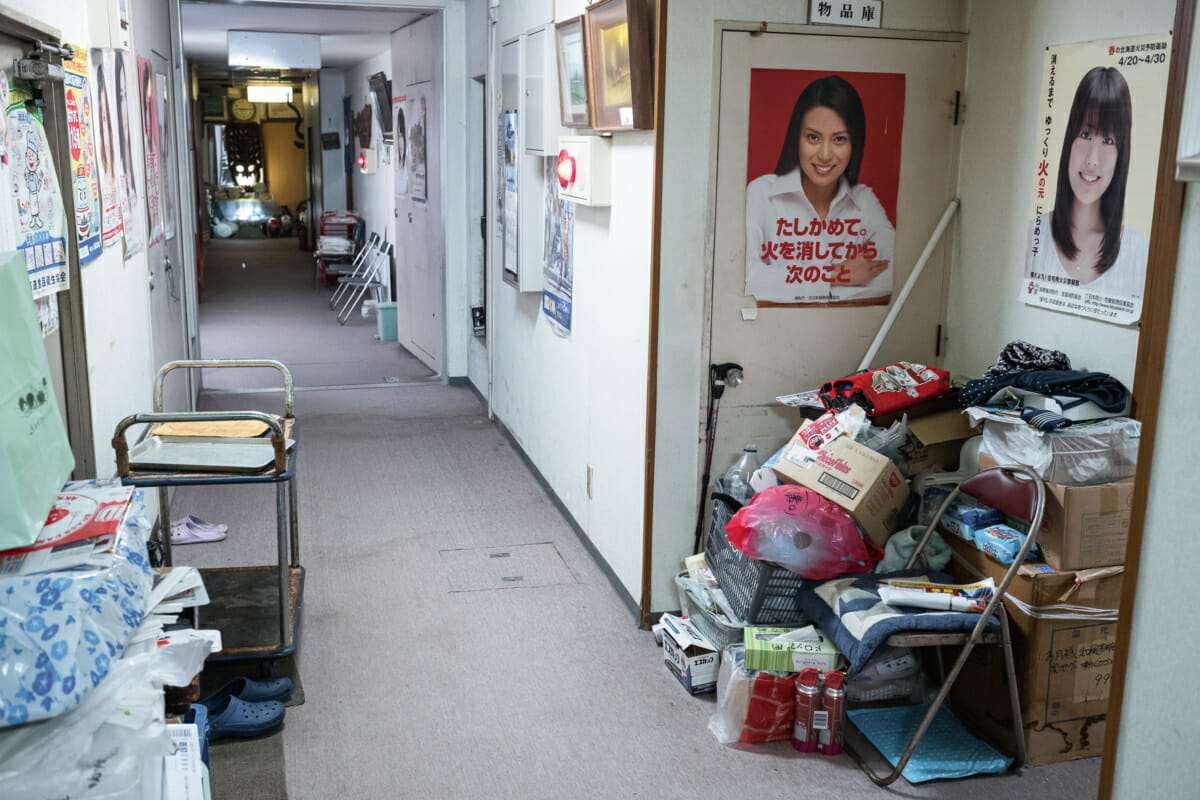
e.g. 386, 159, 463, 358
745, 73, 899, 305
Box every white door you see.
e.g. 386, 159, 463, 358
392, 14, 445, 374
708, 31, 964, 471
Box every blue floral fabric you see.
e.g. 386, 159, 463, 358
0, 490, 152, 728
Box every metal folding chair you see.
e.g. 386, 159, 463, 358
314, 217, 367, 288
843, 464, 1045, 786
328, 233, 381, 310
336, 241, 393, 325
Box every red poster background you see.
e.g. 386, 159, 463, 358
747, 69, 905, 228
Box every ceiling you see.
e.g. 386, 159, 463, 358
180, 1, 427, 71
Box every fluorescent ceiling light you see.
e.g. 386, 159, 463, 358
246, 85, 293, 103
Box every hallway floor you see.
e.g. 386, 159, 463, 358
199, 236, 434, 389
169, 385, 1101, 799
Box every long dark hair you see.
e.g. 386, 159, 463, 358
1051, 66, 1132, 275
96, 62, 113, 170
773, 75, 867, 186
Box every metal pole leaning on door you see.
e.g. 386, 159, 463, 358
857, 199, 960, 373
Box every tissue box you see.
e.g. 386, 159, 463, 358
743, 627, 843, 673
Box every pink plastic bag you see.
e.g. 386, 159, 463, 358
725, 485, 882, 580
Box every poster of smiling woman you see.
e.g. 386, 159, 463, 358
745, 69, 905, 306
1022, 34, 1171, 326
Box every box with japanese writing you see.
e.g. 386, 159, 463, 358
742, 626, 843, 674
946, 536, 1123, 765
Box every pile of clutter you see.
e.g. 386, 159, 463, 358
659, 342, 1137, 768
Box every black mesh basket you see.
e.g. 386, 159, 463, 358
704, 480, 809, 626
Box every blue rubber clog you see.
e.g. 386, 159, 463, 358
200, 676, 293, 712
206, 695, 285, 741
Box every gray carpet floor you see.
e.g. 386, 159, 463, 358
198, 237, 434, 389
167, 385, 1102, 799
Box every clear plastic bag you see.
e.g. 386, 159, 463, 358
709, 643, 794, 746
982, 417, 1140, 485
0, 638, 210, 799
724, 485, 881, 580
845, 645, 927, 706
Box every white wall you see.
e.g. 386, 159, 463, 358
347, 48, 397, 296
487, 0, 653, 601
465, 0, 488, 392
651, 0, 968, 610
319, 69, 347, 215
5, 0, 158, 478
945, 0, 1176, 386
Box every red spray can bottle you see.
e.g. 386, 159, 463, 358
792, 668, 821, 752
818, 670, 846, 756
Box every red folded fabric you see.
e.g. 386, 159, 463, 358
820, 362, 950, 417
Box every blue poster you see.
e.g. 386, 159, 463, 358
541, 166, 573, 334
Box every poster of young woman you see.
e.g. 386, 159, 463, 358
114, 48, 143, 258
63, 46, 103, 264
156, 73, 176, 241
6, 82, 69, 298
88, 48, 123, 248
745, 69, 904, 306
1021, 33, 1171, 326
137, 56, 163, 247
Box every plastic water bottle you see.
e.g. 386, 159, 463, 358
723, 444, 759, 504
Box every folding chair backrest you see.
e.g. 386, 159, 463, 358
352, 218, 367, 251
958, 467, 1041, 524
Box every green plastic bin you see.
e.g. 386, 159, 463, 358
376, 302, 398, 342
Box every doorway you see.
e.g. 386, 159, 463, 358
706, 30, 965, 471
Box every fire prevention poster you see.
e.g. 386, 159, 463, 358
745, 68, 904, 306
1021, 33, 1171, 326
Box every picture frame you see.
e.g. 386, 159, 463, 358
555, 16, 592, 128
201, 95, 227, 122
585, 0, 653, 131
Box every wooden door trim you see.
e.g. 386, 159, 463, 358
1099, 1, 1195, 795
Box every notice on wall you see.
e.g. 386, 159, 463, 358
502, 110, 518, 281
36, 294, 59, 337
138, 56, 164, 248
405, 86, 428, 203
745, 68, 904, 306
394, 95, 409, 198
63, 46, 103, 265
6, 82, 69, 298
1021, 34, 1172, 326
542, 161, 574, 335
89, 48, 123, 249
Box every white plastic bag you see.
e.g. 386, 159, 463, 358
0, 250, 75, 549
0, 638, 209, 799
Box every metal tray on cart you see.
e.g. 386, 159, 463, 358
129, 434, 296, 473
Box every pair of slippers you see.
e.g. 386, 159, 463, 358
194, 676, 293, 742
171, 515, 228, 545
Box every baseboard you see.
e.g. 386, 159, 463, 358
490, 415, 640, 622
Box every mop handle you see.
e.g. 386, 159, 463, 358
857, 199, 960, 373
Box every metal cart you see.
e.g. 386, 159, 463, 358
113, 359, 303, 661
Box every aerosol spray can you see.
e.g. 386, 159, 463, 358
792, 668, 821, 752
818, 671, 846, 756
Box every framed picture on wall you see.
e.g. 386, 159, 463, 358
585, 0, 653, 131
201, 96, 227, 122
555, 15, 592, 128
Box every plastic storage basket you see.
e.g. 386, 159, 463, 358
703, 480, 809, 626
674, 571, 745, 651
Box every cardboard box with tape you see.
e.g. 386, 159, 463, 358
946, 536, 1122, 765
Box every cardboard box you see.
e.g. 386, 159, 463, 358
773, 429, 908, 547
902, 409, 977, 474
946, 536, 1123, 765
660, 613, 720, 694
743, 627, 843, 673
978, 452, 1133, 570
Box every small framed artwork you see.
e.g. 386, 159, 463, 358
585, 0, 653, 131
555, 15, 591, 128
201, 96, 227, 121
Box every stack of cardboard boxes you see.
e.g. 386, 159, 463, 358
946, 451, 1130, 765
